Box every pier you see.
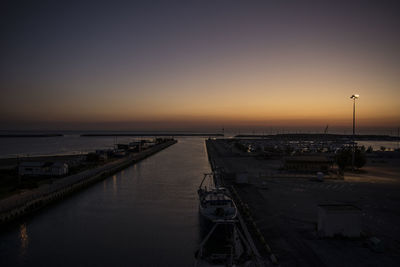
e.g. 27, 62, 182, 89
0, 134, 63, 138
81, 133, 224, 137
205, 138, 400, 266
0, 139, 177, 225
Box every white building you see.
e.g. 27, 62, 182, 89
317, 204, 362, 237
19, 162, 69, 177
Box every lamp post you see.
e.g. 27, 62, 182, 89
350, 94, 359, 170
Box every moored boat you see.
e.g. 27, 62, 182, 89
198, 173, 237, 222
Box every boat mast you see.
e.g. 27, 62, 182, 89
199, 173, 212, 189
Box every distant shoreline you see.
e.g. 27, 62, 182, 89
0, 134, 63, 138
81, 133, 224, 137
234, 133, 400, 141
0, 133, 398, 141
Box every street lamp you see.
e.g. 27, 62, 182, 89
350, 94, 359, 170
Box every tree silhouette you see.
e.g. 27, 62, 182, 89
335, 146, 366, 172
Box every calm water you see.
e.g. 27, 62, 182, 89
0, 138, 210, 266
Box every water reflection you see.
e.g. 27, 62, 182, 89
19, 223, 29, 258
112, 175, 117, 195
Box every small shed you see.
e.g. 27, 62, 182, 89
18, 162, 44, 176
48, 162, 69, 176
19, 162, 68, 177
317, 204, 362, 237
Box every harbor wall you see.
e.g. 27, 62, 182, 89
0, 140, 177, 225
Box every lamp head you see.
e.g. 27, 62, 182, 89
350, 94, 359, 99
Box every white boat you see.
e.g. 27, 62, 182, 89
198, 173, 237, 222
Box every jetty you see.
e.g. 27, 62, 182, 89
0, 134, 63, 138
0, 139, 177, 225
81, 133, 223, 137
205, 138, 400, 266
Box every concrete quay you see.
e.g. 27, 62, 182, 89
206, 138, 400, 267
0, 140, 177, 225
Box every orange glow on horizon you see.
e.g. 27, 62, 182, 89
1, 41, 399, 130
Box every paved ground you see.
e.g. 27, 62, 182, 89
207, 139, 400, 267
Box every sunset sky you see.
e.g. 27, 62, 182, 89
1, 1, 399, 131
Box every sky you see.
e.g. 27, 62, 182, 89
1, 0, 399, 132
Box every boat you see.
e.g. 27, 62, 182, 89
196, 174, 257, 266
198, 173, 237, 222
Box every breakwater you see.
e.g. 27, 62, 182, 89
81, 133, 223, 137
0, 134, 63, 138
0, 140, 177, 225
